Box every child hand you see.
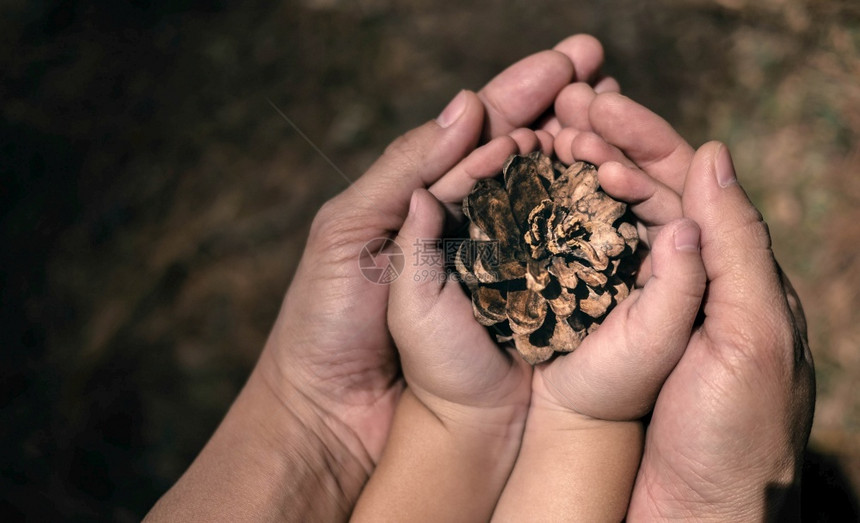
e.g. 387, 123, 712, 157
388, 186, 533, 424
352, 132, 548, 523
386, 128, 555, 425
532, 216, 707, 421
493, 122, 708, 521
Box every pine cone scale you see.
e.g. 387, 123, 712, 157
457, 152, 639, 364
463, 179, 525, 263
503, 155, 552, 233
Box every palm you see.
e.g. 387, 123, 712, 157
629, 279, 814, 515
528, 275, 698, 424
530, 292, 657, 421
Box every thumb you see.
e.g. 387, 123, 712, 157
389, 189, 448, 321
337, 91, 485, 226
543, 218, 706, 420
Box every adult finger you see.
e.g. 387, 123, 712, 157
478, 51, 574, 138
541, 219, 706, 420
325, 90, 485, 238
594, 76, 621, 94
588, 92, 694, 195
681, 142, 793, 357
428, 135, 519, 208
539, 34, 609, 136
554, 82, 597, 130
552, 34, 606, 84
598, 161, 684, 238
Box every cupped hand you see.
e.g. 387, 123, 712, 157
510, 84, 709, 423
254, 35, 612, 471
490, 151, 707, 522
388, 184, 534, 424
531, 215, 706, 423
568, 92, 815, 519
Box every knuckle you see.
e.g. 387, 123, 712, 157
307, 197, 364, 253
713, 205, 774, 259
308, 198, 340, 240
382, 128, 426, 172
716, 304, 799, 374
741, 206, 773, 250
479, 89, 507, 124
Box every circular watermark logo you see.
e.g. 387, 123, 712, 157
359, 238, 405, 284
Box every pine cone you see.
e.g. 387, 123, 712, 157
455, 152, 639, 364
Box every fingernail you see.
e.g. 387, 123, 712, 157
715, 144, 737, 188
436, 90, 467, 128
674, 221, 700, 252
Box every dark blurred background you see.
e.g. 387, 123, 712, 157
2, 0, 859, 520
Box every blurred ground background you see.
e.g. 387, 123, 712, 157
2, 0, 859, 520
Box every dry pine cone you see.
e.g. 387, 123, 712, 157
455, 152, 639, 364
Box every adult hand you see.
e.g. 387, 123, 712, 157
562, 92, 815, 520
258, 34, 612, 469
148, 34, 615, 522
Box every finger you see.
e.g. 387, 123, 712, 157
570, 131, 632, 167
598, 161, 683, 235
552, 34, 606, 83
535, 129, 555, 156
390, 190, 448, 310
509, 128, 542, 153
598, 160, 682, 285
542, 219, 706, 420
557, 128, 633, 167
681, 142, 791, 354
554, 82, 597, 130
335, 90, 484, 233
594, 76, 621, 94
578, 141, 684, 286
478, 50, 574, 138
428, 136, 518, 206
553, 127, 580, 164
588, 92, 694, 195
538, 116, 562, 136
563, 131, 686, 287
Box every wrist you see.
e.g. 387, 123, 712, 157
352, 389, 527, 522
411, 384, 530, 442
493, 404, 643, 522
258, 323, 402, 464
146, 367, 371, 521
632, 449, 802, 522
230, 369, 374, 518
